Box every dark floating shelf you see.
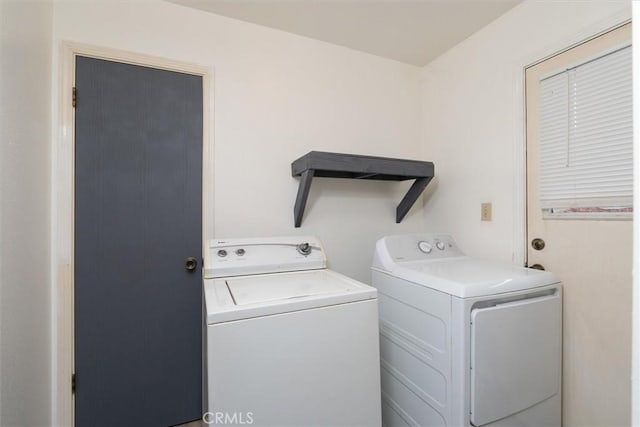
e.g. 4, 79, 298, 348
291, 151, 435, 227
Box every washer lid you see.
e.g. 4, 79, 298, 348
204, 269, 377, 324
228, 270, 361, 305
387, 257, 560, 298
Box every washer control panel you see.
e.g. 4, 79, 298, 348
205, 236, 326, 278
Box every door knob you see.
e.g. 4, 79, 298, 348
531, 238, 546, 251
185, 256, 198, 271
529, 263, 545, 271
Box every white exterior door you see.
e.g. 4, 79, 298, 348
525, 23, 632, 426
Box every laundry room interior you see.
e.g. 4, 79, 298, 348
1, 0, 639, 426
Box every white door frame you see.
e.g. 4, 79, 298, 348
52, 42, 213, 426
632, 5, 640, 425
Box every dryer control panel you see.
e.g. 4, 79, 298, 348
204, 236, 326, 278
373, 233, 464, 272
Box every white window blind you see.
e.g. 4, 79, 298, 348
538, 45, 632, 218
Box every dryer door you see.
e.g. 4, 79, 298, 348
470, 292, 561, 426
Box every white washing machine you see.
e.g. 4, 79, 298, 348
371, 234, 562, 427
203, 236, 381, 426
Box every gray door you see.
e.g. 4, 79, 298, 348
74, 56, 203, 426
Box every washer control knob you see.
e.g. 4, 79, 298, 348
235, 248, 246, 256
297, 242, 312, 256
435, 240, 445, 250
418, 241, 433, 254
217, 249, 228, 257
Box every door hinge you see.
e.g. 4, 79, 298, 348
72, 373, 76, 394
72, 87, 77, 108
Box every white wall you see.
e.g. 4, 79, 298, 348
0, 0, 53, 425
419, 1, 632, 425
52, 0, 424, 284
420, 0, 630, 263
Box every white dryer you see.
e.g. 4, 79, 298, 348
371, 234, 562, 427
204, 236, 381, 426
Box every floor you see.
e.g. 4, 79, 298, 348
177, 420, 205, 427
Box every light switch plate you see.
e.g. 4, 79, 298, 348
481, 203, 492, 221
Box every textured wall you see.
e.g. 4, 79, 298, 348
0, 0, 53, 425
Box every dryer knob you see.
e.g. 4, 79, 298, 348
418, 241, 433, 254
435, 241, 446, 250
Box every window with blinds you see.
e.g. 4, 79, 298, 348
538, 44, 632, 218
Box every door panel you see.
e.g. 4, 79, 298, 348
75, 56, 203, 426
525, 24, 632, 426
470, 294, 561, 426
